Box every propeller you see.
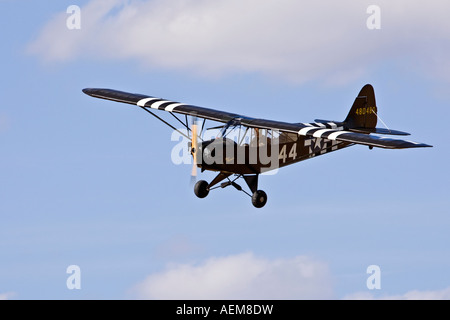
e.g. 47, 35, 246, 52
190, 116, 199, 184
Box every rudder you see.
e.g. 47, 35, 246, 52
344, 84, 377, 129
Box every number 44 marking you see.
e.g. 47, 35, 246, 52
279, 143, 297, 163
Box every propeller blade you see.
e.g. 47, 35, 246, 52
190, 116, 199, 182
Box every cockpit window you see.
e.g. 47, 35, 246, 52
218, 118, 298, 146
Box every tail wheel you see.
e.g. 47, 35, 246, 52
194, 180, 209, 198
252, 190, 267, 208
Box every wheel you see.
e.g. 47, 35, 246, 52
252, 190, 267, 208
194, 180, 209, 198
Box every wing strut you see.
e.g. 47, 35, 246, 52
140, 107, 191, 140
170, 112, 191, 133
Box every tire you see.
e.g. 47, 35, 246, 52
194, 180, 209, 198
252, 190, 267, 208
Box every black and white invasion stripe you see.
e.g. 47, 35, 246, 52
297, 122, 349, 141
137, 97, 186, 112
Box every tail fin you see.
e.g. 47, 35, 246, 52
344, 84, 377, 129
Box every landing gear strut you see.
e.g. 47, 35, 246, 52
193, 173, 268, 208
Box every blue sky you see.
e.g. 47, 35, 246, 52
1, 0, 449, 299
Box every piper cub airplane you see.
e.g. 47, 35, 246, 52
83, 84, 431, 208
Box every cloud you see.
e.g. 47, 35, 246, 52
344, 287, 450, 300
131, 252, 333, 299
28, 0, 450, 84
132, 251, 450, 300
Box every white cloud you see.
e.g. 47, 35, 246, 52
28, 0, 450, 84
132, 251, 450, 300
344, 287, 450, 300
131, 252, 333, 299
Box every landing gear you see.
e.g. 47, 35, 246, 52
251, 190, 267, 208
194, 180, 209, 198
193, 173, 268, 208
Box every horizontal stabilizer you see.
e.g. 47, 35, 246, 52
324, 131, 432, 149
348, 127, 410, 136
296, 127, 432, 149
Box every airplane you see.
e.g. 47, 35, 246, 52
83, 84, 432, 208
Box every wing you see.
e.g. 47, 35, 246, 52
83, 88, 432, 149
82, 88, 239, 123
